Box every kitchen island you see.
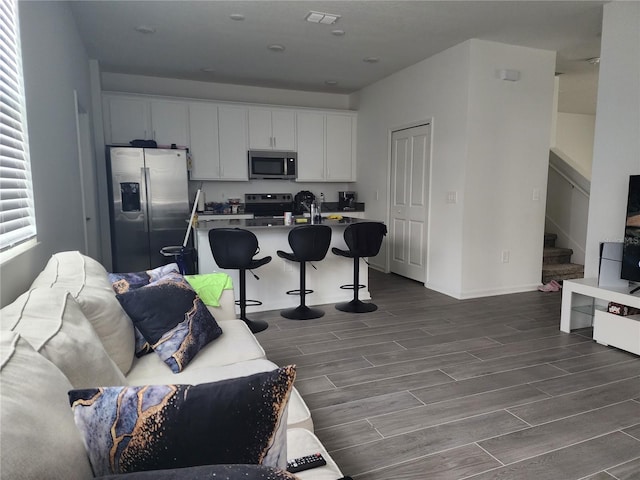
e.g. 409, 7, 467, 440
194, 217, 372, 314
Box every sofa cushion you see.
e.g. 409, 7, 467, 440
69, 366, 296, 476
1, 332, 94, 479
116, 277, 223, 373
30, 251, 135, 374
125, 320, 266, 382
126, 358, 312, 432
0, 289, 126, 388
97, 464, 300, 479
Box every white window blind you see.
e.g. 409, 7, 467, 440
0, 0, 36, 252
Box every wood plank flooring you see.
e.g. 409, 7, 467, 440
252, 270, 640, 479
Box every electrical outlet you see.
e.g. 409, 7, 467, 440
446, 191, 457, 204
532, 188, 540, 201
501, 250, 510, 263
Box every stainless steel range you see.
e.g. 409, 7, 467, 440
244, 193, 293, 217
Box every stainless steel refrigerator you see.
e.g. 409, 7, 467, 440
106, 147, 190, 272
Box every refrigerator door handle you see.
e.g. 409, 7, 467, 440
141, 167, 150, 233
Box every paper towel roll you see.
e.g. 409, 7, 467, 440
197, 191, 206, 212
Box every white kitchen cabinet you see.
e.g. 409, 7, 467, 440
326, 113, 356, 181
103, 94, 189, 147
189, 103, 248, 181
217, 105, 249, 180
296, 111, 356, 182
104, 96, 150, 145
248, 108, 295, 150
149, 99, 189, 148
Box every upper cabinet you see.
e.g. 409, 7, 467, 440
296, 111, 356, 182
103, 93, 356, 183
188, 102, 248, 181
103, 94, 188, 147
248, 108, 295, 150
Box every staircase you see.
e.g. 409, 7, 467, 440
542, 233, 584, 284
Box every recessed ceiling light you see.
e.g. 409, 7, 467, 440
305, 11, 340, 25
201, 67, 215, 73
134, 25, 156, 34
229, 13, 245, 21
325, 80, 338, 86
331, 29, 345, 36
363, 56, 380, 63
267, 44, 285, 52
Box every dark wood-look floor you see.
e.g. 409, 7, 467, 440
252, 270, 640, 479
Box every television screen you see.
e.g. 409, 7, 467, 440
621, 175, 640, 283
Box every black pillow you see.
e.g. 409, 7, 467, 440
69, 366, 296, 476
96, 464, 300, 479
116, 278, 222, 372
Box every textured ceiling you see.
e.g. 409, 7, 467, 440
70, 1, 606, 114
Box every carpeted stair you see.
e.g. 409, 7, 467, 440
542, 233, 584, 284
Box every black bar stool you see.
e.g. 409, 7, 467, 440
277, 225, 332, 320
332, 222, 387, 313
208, 228, 271, 333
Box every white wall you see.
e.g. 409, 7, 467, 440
555, 112, 595, 179
0, 2, 92, 307
353, 39, 556, 298
102, 72, 352, 110
351, 41, 471, 294
462, 41, 556, 297
585, 2, 640, 278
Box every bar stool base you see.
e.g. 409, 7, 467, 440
280, 305, 325, 320
242, 318, 269, 333
335, 299, 378, 313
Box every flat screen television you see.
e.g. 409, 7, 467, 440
621, 175, 640, 287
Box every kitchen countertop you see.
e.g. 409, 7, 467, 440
194, 216, 364, 230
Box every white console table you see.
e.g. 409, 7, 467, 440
561, 278, 640, 355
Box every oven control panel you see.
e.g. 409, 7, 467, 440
245, 193, 292, 203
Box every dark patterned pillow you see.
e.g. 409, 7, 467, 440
108, 264, 180, 357
116, 278, 222, 372
96, 464, 300, 479
69, 366, 296, 476
108, 263, 180, 294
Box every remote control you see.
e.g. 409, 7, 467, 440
287, 453, 327, 473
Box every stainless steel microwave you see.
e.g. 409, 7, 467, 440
248, 150, 297, 180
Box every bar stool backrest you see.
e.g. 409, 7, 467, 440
209, 228, 258, 269
344, 222, 387, 257
288, 225, 332, 262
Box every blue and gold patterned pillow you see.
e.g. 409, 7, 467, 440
108, 263, 180, 294
116, 277, 222, 373
69, 366, 296, 476
108, 264, 181, 357
96, 464, 300, 479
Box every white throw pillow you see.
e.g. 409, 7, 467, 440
0, 331, 94, 479
1, 289, 126, 388
30, 251, 135, 374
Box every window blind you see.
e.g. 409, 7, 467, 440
0, 0, 36, 252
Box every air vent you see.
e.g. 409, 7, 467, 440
305, 11, 341, 25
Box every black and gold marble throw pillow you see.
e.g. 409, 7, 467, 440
69, 366, 296, 476
116, 277, 222, 372
96, 464, 300, 479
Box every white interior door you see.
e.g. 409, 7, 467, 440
389, 124, 431, 282
75, 91, 100, 259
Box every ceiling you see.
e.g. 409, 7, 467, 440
69, 1, 606, 115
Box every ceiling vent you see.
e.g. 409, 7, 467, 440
305, 11, 341, 25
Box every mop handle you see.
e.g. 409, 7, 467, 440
183, 189, 200, 247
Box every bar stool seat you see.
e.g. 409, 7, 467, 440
208, 228, 271, 333
332, 222, 387, 313
277, 225, 332, 320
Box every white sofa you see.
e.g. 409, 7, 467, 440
0, 251, 343, 480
